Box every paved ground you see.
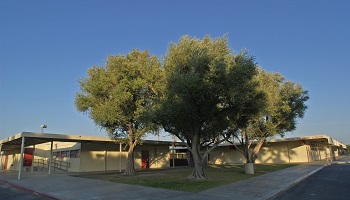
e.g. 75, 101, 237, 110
273, 160, 350, 200
1, 157, 348, 200
0, 180, 48, 200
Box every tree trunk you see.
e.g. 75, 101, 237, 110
241, 130, 255, 174
124, 143, 136, 175
186, 150, 194, 168
187, 133, 206, 179
188, 150, 205, 179
243, 130, 252, 163
250, 137, 265, 163
124, 123, 136, 175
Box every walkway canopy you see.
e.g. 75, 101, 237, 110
0, 132, 116, 151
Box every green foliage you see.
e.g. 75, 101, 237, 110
345, 145, 350, 154
226, 54, 267, 130
230, 68, 309, 164
75, 49, 165, 140
157, 35, 263, 141
75, 34, 309, 176
249, 69, 309, 138
153, 35, 265, 178
159, 35, 235, 139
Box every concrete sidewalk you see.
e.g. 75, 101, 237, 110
1, 158, 347, 200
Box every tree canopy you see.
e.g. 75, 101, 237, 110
231, 68, 309, 167
75, 35, 309, 178
154, 35, 265, 179
75, 49, 165, 175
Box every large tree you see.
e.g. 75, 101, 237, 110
154, 35, 264, 179
75, 49, 165, 175
230, 69, 309, 172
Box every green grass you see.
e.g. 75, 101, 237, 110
77, 164, 296, 192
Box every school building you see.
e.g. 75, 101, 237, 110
0, 132, 347, 180
0, 132, 184, 179
209, 135, 346, 165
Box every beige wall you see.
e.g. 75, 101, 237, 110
80, 150, 105, 172
134, 145, 170, 169
106, 151, 127, 171
256, 141, 309, 163
80, 146, 127, 172
210, 141, 312, 164
79, 143, 170, 172
209, 146, 246, 164
1, 142, 171, 173
80, 142, 128, 172
80, 143, 114, 172
306, 142, 334, 161
256, 142, 289, 163
1, 137, 345, 173
287, 141, 309, 162
1, 149, 21, 171
65, 158, 80, 172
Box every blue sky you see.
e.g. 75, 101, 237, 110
1, 1, 349, 144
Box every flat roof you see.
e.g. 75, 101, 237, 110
220, 134, 347, 148
268, 135, 347, 148
0, 132, 346, 151
0, 132, 185, 151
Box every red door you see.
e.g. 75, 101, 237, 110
23, 148, 34, 166
141, 150, 149, 169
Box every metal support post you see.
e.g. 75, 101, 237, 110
119, 143, 122, 172
18, 137, 25, 180
48, 141, 53, 175
31, 145, 35, 173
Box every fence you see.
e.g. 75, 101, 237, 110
30, 159, 70, 171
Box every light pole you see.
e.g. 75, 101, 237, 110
41, 125, 47, 133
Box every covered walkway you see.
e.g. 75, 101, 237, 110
0, 132, 182, 180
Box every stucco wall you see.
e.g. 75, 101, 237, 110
79, 142, 128, 172
255, 141, 309, 163
106, 151, 127, 171
134, 145, 170, 169
79, 143, 170, 172
2, 142, 171, 172
256, 142, 289, 163
80, 150, 105, 172
209, 141, 311, 164
1, 139, 344, 173
1, 149, 21, 171
209, 146, 246, 164
287, 141, 309, 162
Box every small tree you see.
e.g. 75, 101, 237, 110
345, 145, 350, 155
230, 69, 309, 172
154, 35, 264, 179
75, 49, 165, 175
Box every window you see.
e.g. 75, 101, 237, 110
53, 150, 80, 158
61, 151, 70, 158
53, 151, 61, 158
70, 150, 80, 158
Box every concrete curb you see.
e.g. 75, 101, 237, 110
332, 161, 350, 164
0, 179, 61, 200
263, 163, 329, 200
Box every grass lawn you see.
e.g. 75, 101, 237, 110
75, 163, 297, 192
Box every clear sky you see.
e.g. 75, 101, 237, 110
1, 1, 349, 144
